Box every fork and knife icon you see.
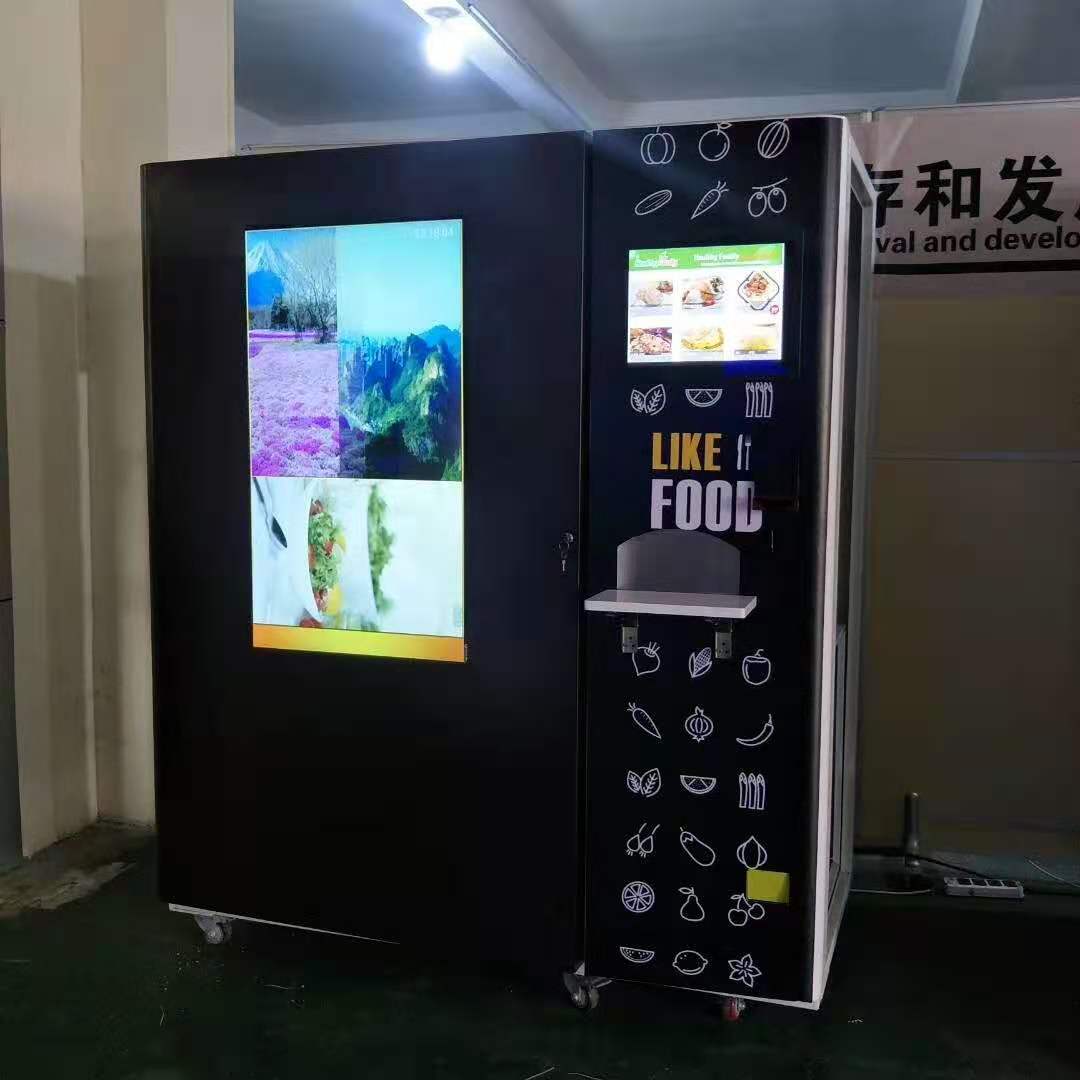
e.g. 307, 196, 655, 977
736, 434, 752, 472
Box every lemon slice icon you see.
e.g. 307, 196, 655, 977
685, 388, 723, 407
680, 774, 717, 795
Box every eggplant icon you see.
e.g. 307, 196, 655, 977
679, 828, 716, 868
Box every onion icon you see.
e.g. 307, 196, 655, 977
684, 706, 714, 744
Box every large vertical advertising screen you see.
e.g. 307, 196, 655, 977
246, 220, 465, 661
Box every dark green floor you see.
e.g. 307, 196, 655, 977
2, 837, 1078, 1079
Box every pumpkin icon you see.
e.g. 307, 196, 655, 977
698, 122, 732, 162
640, 126, 676, 166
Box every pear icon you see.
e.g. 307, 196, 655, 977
678, 886, 705, 923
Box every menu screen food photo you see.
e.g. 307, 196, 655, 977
246, 220, 465, 662
627, 243, 785, 364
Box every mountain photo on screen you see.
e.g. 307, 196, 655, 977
246, 220, 464, 660
336, 222, 462, 482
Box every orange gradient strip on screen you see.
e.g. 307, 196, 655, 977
253, 624, 465, 662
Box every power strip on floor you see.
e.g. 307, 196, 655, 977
943, 876, 1024, 899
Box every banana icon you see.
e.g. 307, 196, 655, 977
736, 714, 774, 748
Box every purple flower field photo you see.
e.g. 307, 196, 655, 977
249, 340, 340, 476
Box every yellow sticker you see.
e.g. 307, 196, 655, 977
746, 869, 790, 904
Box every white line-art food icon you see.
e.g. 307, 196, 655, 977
640, 127, 676, 166
619, 946, 655, 964
621, 880, 655, 914
736, 835, 768, 869
626, 822, 660, 858
631, 384, 667, 416
742, 649, 772, 685
635, 189, 673, 216
728, 952, 762, 987
748, 178, 788, 218
691, 180, 730, 220
727, 894, 766, 927
679, 827, 717, 867
758, 119, 791, 160
737, 714, 775, 748
678, 886, 705, 923
688, 647, 713, 679
745, 382, 774, 419
627, 702, 662, 740
684, 706, 714, 743
673, 949, 709, 976
736, 433, 752, 471
627, 767, 662, 798
739, 772, 766, 811
685, 388, 723, 408
681, 774, 717, 795
631, 642, 661, 676
698, 122, 732, 162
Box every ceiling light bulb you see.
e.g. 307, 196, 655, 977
424, 8, 463, 73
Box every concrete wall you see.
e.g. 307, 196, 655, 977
80, 0, 168, 826
858, 282, 1080, 856
0, 0, 96, 854
0, 0, 233, 853
81, 0, 233, 827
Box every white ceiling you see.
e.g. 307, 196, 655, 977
234, 0, 516, 125
234, 0, 1080, 147
518, 0, 967, 104
959, 0, 1080, 102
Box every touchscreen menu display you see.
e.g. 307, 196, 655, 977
627, 243, 785, 364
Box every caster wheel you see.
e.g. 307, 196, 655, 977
195, 914, 232, 946
563, 972, 599, 1011
721, 996, 746, 1022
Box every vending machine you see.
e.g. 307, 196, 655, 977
142, 117, 873, 1010
576, 116, 874, 1011
142, 132, 588, 974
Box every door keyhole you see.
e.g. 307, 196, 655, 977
557, 531, 575, 574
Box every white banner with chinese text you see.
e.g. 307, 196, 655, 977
853, 103, 1080, 273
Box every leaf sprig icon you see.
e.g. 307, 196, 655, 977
630, 384, 666, 416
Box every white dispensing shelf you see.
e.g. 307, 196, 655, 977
583, 590, 758, 619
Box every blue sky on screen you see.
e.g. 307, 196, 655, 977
336, 220, 462, 339
247, 225, 335, 257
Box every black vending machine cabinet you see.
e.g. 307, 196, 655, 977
581, 117, 874, 1008
143, 132, 587, 975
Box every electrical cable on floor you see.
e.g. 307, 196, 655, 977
1026, 858, 1080, 889
852, 887, 933, 896
856, 847, 1080, 896
857, 847, 1004, 879
909, 855, 989, 877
